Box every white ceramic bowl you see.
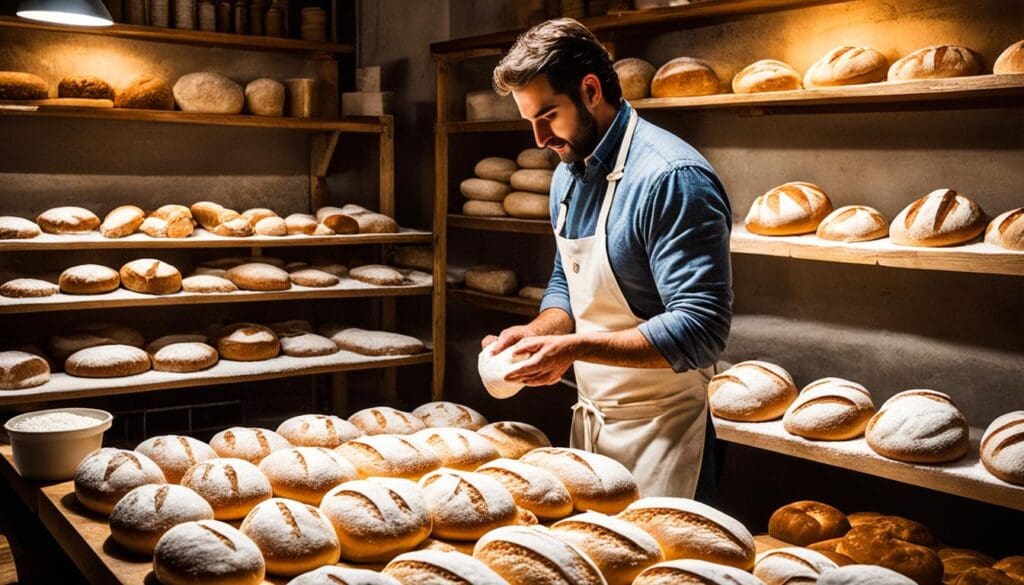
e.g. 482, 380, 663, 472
4, 408, 113, 481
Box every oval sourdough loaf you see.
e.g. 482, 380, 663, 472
614, 58, 656, 100
732, 59, 802, 94
651, 57, 719, 97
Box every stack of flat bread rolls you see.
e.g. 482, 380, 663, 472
460, 147, 558, 220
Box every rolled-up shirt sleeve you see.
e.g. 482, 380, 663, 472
637, 165, 733, 372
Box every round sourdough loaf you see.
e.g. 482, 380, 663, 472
145, 333, 207, 354
216, 324, 280, 361
836, 521, 942, 585
783, 377, 875, 440
258, 446, 358, 505
475, 157, 518, 182
419, 469, 518, 540
651, 57, 719, 97
279, 332, 338, 357
1, 278, 58, 298
618, 497, 756, 569
254, 216, 287, 236
614, 58, 656, 100
100, 205, 145, 238
37, 206, 100, 234
119, 259, 182, 294
634, 559, 765, 585
477, 421, 551, 459
519, 447, 639, 514
472, 525, 605, 585
804, 46, 888, 88
153, 520, 265, 585
329, 328, 425, 356
985, 208, 1024, 251
0, 351, 50, 390
319, 478, 432, 563
59, 264, 120, 294
240, 498, 340, 577
994, 40, 1024, 74
289, 269, 339, 288
383, 550, 508, 584
226, 263, 291, 290
335, 434, 441, 480
865, 389, 969, 463
116, 74, 174, 110
745, 182, 834, 236
517, 147, 559, 169
510, 169, 553, 194
180, 457, 272, 520
754, 547, 838, 585
65, 344, 151, 378
244, 78, 285, 116
181, 274, 237, 293
151, 341, 218, 372
816, 205, 889, 242
732, 59, 802, 94
463, 200, 507, 217
768, 500, 851, 545
412, 401, 488, 430
980, 411, 1024, 485
477, 458, 573, 520
0, 216, 40, 239
136, 434, 218, 483
552, 511, 664, 585
818, 565, 917, 585
504, 192, 550, 219
210, 426, 292, 464
889, 189, 986, 247
887, 45, 982, 81
708, 360, 798, 422
349, 406, 426, 435
290, 566, 401, 584
172, 72, 244, 114
74, 448, 166, 515
461, 178, 511, 202
109, 484, 214, 555
411, 427, 499, 470
349, 264, 407, 286
276, 414, 362, 448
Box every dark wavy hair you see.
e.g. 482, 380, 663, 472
493, 18, 621, 106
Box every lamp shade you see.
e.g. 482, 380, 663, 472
17, 0, 113, 26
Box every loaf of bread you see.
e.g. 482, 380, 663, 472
290, 566, 401, 585
477, 421, 551, 459
383, 550, 507, 584
754, 547, 839, 585
283, 213, 319, 235
768, 500, 851, 545
520, 447, 639, 514
172, 72, 244, 114
477, 458, 573, 520
180, 457, 273, 520
351, 212, 399, 234
634, 559, 765, 585
181, 274, 237, 293
254, 216, 287, 236
504, 192, 550, 219
939, 548, 996, 585
994, 40, 1024, 74
319, 477, 432, 562
153, 520, 265, 585
475, 157, 518, 182
213, 217, 253, 237
74, 448, 166, 515
315, 207, 359, 234
412, 427, 500, 470
732, 59, 802, 94
866, 389, 969, 463
276, 414, 362, 448
190, 201, 240, 230
135, 434, 218, 483
783, 377, 875, 440
288, 269, 340, 288
148, 204, 195, 238
210, 426, 292, 464
954, 567, 1021, 585
145, 332, 211, 355
336, 433, 441, 480
472, 525, 604, 585
518, 286, 546, 302
216, 324, 280, 361
59, 264, 120, 294
993, 557, 1024, 582
745, 182, 834, 236
615, 58, 656, 100
119, 259, 182, 295
116, 75, 174, 110
804, 46, 888, 88
466, 89, 521, 121
836, 520, 942, 585
65, 344, 152, 378
517, 147, 559, 170
510, 169, 553, 193
0, 278, 57, 299
277, 332, 337, 357
651, 57, 720, 97
240, 497, 340, 577
461, 178, 511, 202
419, 469, 518, 540
0, 216, 40, 239
412, 401, 488, 430
328, 328, 425, 356
244, 78, 285, 116
463, 200, 508, 217
478, 342, 529, 400
100, 205, 145, 238
887, 45, 982, 82
465, 265, 518, 296
258, 446, 358, 505
552, 511, 664, 585
0, 351, 50, 390
37, 206, 100, 234
890, 188, 987, 247
984, 208, 1024, 250
0, 71, 48, 99
109, 484, 214, 555
349, 264, 407, 286
151, 342, 219, 372
708, 360, 798, 422
226, 263, 291, 291
980, 411, 1024, 485
816, 205, 888, 242
348, 406, 426, 436
818, 565, 918, 585
78, 323, 145, 348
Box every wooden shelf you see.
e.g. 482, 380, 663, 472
445, 119, 530, 133
731, 223, 1024, 276
0, 350, 432, 406
0, 228, 432, 252
448, 288, 540, 317
713, 417, 1024, 512
0, 15, 353, 56
448, 214, 551, 235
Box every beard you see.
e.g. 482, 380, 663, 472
548, 104, 600, 164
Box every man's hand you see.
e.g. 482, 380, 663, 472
505, 334, 579, 387
481, 324, 537, 356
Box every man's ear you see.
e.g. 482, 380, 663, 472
580, 74, 602, 108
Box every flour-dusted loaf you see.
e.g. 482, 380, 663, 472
0, 351, 50, 390
153, 520, 265, 585
517, 147, 559, 170
890, 189, 987, 247
148, 205, 195, 238
210, 426, 292, 464
994, 39, 1024, 74
985, 208, 1024, 250
240, 497, 340, 577
552, 511, 664, 585
0, 216, 40, 239
865, 389, 969, 463
215, 323, 280, 361
319, 477, 432, 562
136, 434, 218, 483
615, 58, 656, 100
181, 274, 237, 293
278, 331, 338, 357
461, 178, 512, 202
477, 458, 573, 521
277, 414, 362, 448
327, 327, 425, 356
520, 447, 639, 514
336, 433, 442, 480
116, 74, 174, 110
100, 205, 145, 238
477, 421, 552, 459
254, 216, 287, 236
191, 201, 241, 230
783, 377, 875, 441
244, 78, 285, 116
151, 342, 219, 373
290, 566, 401, 585
732, 59, 802, 94
383, 550, 508, 585
754, 547, 839, 585
804, 46, 888, 88
634, 559, 765, 585
411, 427, 500, 470
109, 484, 214, 555
708, 360, 798, 422
473, 525, 605, 585
65, 344, 151, 378
0, 278, 58, 298
887, 45, 982, 82
119, 258, 182, 295
258, 446, 359, 505
816, 205, 888, 242
651, 57, 720, 97
59, 264, 120, 294
768, 500, 851, 545
173, 72, 244, 114
348, 406, 426, 436
745, 182, 834, 236
980, 411, 1024, 486
419, 469, 518, 540
74, 448, 166, 515
412, 401, 488, 430
288, 269, 339, 288
37, 206, 100, 234
213, 216, 254, 237
475, 157, 518, 182
315, 206, 359, 234
180, 457, 273, 520
349, 264, 407, 286
818, 565, 917, 585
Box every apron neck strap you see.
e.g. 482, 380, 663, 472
596, 108, 639, 234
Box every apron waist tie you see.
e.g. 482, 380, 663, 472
572, 388, 703, 452
571, 394, 606, 453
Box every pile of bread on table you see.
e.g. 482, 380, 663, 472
0, 70, 306, 117
743, 182, 1023, 250
460, 147, 559, 220
0, 201, 399, 242
390, 245, 546, 304
708, 360, 1024, 488
0, 320, 426, 389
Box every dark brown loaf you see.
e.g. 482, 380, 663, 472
58, 76, 115, 100
0, 71, 48, 99
768, 500, 851, 545
115, 75, 174, 110
837, 521, 942, 585
889, 189, 986, 247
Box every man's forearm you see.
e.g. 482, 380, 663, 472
574, 327, 670, 369
527, 307, 575, 336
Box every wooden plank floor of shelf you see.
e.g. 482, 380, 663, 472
448, 289, 540, 317
0, 229, 431, 251
447, 214, 551, 235
713, 418, 1024, 512
731, 224, 1024, 276
0, 351, 432, 406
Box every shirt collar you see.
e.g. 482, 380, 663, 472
569, 100, 631, 182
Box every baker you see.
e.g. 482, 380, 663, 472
481, 18, 733, 501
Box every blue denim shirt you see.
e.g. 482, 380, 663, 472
540, 102, 733, 372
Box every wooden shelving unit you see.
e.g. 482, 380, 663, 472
447, 214, 550, 235
448, 288, 540, 317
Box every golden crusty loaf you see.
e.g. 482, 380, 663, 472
59, 76, 114, 100
151, 341, 218, 373
754, 547, 839, 585
980, 411, 1024, 486
865, 389, 969, 464
0, 351, 50, 390
520, 447, 639, 514
634, 559, 765, 585
818, 565, 918, 585
116, 74, 174, 110
419, 469, 518, 541
135, 434, 218, 483
0, 71, 48, 99
651, 57, 720, 97
319, 477, 432, 563
836, 519, 942, 585
552, 511, 664, 585
148, 204, 195, 238
473, 525, 605, 585
240, 497, 340, 577
153, 519, 265, 585
614, 58, 656, 100
253, 216, 287, 236
276, 413, 363, 448
768, 500, 851, 546
383, 550, 508, 584
315, 206, 359, 234
732, 59, 802, 94
215, 323, 280, 361
939, 548, 996, 585
954, 567, 1021, 585
100, 205, 145, 238
994, 40, 1024, 74
888, 45, 982, 82
37, 206, 100, 234
109, 484, 214, 555
413, 401, 489, 430
993, 557, 1024, 582
190, 201, 240, 230
335, 433, 442, 480
708, 360, 798, 422
804, 46, 888, 88
411, 427, 500, 470
477, 458, 574, 520
213, 217, 254, 237
65, 344, 152, 378
985, 208, 1024, 250
210, 426, 292, 464
74, 448, 166, 515
890, 189, 987, 247
349, 406, 426, 435
783, 377, 876, 441
180, 457, 273, 520
745, 182, 834, 236
846, 511, 882, 527
618, 497, 757, 569
119, 258, 182, 295
59, 264, 120, 294
816, 205, 889, 242
477, 421, 552, 459
258, 446, 359, 505
240, 207, 277, 226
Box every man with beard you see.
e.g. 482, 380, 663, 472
481, 18, 732, 501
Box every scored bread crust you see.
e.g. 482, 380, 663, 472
889, 189, 986, 247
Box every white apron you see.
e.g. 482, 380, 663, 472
556, 109, 712, 498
